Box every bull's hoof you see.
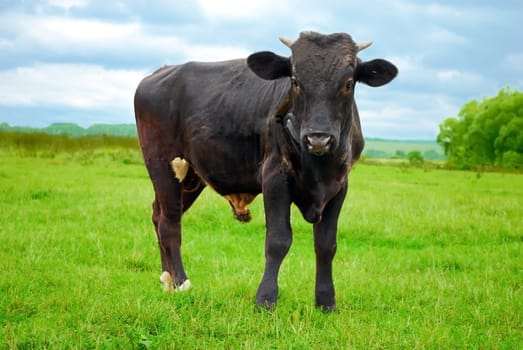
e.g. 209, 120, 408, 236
234, 210, 252, 223
255, 298, 277, 311
316, 290, 336, 312
176, 279, 191, 292
159, 271, 175, 292
160, 272, 191, 292
256, 286, 278, 310
316, 303, 337, 313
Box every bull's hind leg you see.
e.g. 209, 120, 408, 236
147, 160, 191, 292
152, 199, 173, 291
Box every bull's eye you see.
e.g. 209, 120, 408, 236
345, 79, 354, 91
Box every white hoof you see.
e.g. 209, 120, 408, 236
159, 271, 174, 292
176, 279, 191, 292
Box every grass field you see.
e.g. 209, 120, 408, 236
0, 150, 521, 349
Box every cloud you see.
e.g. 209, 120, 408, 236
388, 0, 483, 21
19, 15, 142, 49
356, 85, 463, 139
183, 45, 251, 61
387, 55, 424, 74
44, 0, 88, 11
435, 69, 483, 84
0, 64, 145, 111
425, 3, 462, 18
195, 0, 288, 20
385, 52, 494, 103
0, 11, 252, 67
426, 26, 467, 45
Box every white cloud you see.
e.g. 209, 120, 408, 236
21, 16, 142, 49
436, 69, 460, 81
195, 0, 289, 20
0, 12, 254, 117
0, 12, 251, 63
387, 55, 424, 73
385, 54, 489, 98
356, 87, 463, 139
389, 0, 480, 21
435, 69, 486, 90
45, 0, 89, 10
0, 38, 13, 50
0, 64, 145, 111
427, 26, 467, 45
425, 3, 462, 18
183, 45, 251, 61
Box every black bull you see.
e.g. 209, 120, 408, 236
134, 31, 397, 310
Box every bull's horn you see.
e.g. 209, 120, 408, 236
357, 41, 373, 52
279, 36, 295, 48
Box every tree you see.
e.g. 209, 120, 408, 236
495, 116, 523, 168
437, 87, 523, 169
407, 150, 424, 166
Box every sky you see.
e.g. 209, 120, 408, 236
0, 0, 522, 139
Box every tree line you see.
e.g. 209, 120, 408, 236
0, 122, 137, 137
437, 87, 522, 170
0, 130, 139, 154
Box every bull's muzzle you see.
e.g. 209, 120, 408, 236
304, 133, 334, 156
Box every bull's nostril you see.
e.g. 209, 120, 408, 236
304, 134, 334, 155
306, 135, 332, 147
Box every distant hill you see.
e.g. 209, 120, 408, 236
0, 122, 137, 137
0, 122, 445, 160
364, 138, 446, 160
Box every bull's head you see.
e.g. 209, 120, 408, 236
247, 31, 397, 156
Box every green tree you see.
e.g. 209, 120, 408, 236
437, 87, 523, 169
494, 114, 523, 168
407, 150, 424, 166
43, 123, 86, 136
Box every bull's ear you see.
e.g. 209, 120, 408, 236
356, 59, 398, 87
247, 51, 291, 80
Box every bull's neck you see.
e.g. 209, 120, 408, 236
301, 145, 350, 182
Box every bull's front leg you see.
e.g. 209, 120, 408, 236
256, 164, 292, 309
313, 183, 348, 311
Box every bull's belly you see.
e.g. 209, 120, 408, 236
171, 156, 261, 222
173, 156, 261, 193
204, 175, 261, 196
184, 138, 262, 193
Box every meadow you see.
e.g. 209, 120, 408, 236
0, 140, 521, 349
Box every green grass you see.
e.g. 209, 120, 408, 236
0, 151, 522, 349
